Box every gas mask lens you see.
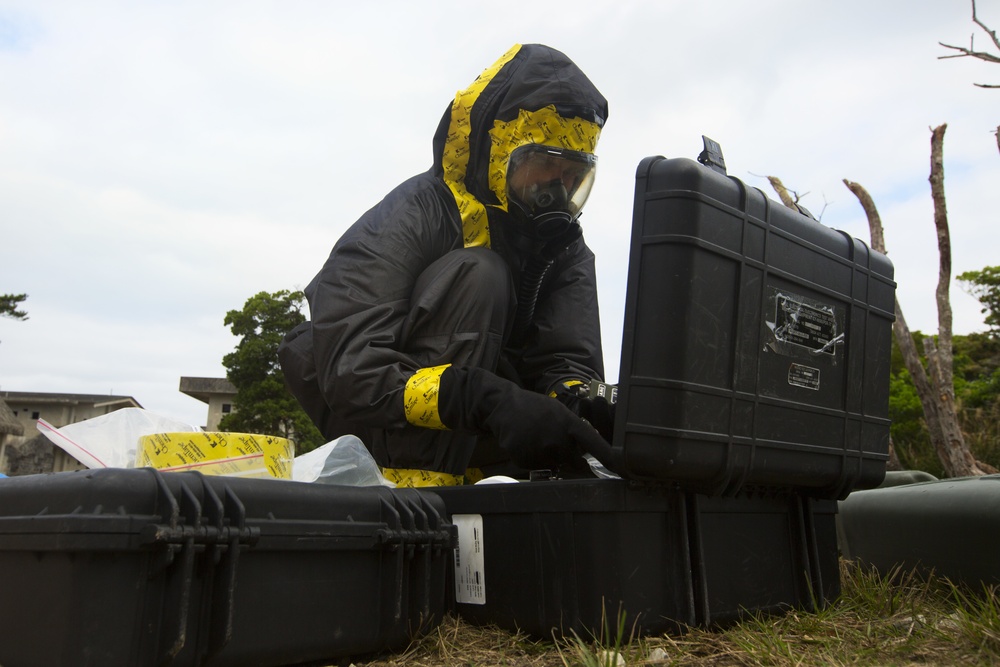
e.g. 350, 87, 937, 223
507, 145, 597, 219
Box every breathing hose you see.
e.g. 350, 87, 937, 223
509, 254, 554, 348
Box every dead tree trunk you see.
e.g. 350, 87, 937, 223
766, 176, 798, 209
924, 125, 994, 475
843, 124, 994, 477
836, 181, 907, 470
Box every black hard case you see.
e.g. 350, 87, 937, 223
0, 468, 455, 667
426, 479, 839, 639
613, 157, 896, 498
838, 475, 1000, 587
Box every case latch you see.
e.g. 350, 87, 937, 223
697, 135, 727, 175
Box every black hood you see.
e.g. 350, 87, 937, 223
431, 44, 608, 249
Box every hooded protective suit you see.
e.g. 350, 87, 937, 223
279, 44, 609, 483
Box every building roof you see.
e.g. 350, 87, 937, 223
179, 377, 237, 404
0, 398, 23, 436
1, 391, 142, 410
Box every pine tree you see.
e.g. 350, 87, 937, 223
220, 290, 325, 454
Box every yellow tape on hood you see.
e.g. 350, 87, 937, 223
487, 105, 601, 210
441, 44, 521, 249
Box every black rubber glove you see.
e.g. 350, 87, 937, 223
439, 366, 614, 471
550, 380, 616, 443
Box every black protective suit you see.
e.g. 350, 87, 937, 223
279, 44, 609, 483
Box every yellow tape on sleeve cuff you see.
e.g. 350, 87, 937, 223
404, 364, 450, 429
382, 467, 484, 488
548, 378, 586, 398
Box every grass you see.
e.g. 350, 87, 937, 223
353, 561, 1000, 667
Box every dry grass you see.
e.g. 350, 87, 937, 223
352, 561, 1000, 667
357, 615, 564, 666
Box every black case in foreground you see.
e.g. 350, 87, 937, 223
613, 156, 895, 498
0, 468, 455, 667
426, 479, 839, 639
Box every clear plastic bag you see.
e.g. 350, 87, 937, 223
37, 408, 393, 487
37, 408, 200, 469
290, 435, 394, 487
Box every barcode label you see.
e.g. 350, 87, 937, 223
453, 514, 486, 605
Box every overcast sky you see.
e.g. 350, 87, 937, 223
2, 1, 998, 428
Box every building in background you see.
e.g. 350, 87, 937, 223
0, 398, 25, 474
0, 379, 239, 476
0, 391, 142, 475
179, 377, 236, 431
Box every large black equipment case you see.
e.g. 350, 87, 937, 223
612, 155, 896, 498
426, 479, 839, 639
0, 468, 455, 667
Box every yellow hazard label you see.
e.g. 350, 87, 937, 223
382, 467, 484, 487
136, 432, 294, 479
404, 364, 451, 430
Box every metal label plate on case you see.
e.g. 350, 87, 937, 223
788, 363, 821, 390
774, 295, 838, 355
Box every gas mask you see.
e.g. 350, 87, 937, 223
506, 144, 597, 242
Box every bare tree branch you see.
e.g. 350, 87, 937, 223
843, 179, 917, 471
939, 41, 1000, 64
764, 175, 829, 220
843, 180, 886, 254
938, 0, 1000, 88
766, 176, 797, 209
973, 0, 1000, 53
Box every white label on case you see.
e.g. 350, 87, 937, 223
788, 363, 821, 390
453, 514, 486, 605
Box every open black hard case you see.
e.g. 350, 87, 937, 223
611, 155, 895, 498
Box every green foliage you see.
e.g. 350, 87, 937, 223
0, 293, 28, 320
889, 329, 1000, 476
220, 290, 324, 454
948, 580, 1000, 656
958, 266, 1000, 334
953, 332, 1000, 388
888, 368, 943, 477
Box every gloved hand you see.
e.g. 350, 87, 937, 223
439, 366, 614, 471
550, 380, 616, 443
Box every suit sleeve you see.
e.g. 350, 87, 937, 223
305, 177, 458, 430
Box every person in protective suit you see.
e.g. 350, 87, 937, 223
279, 43, 615, 487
